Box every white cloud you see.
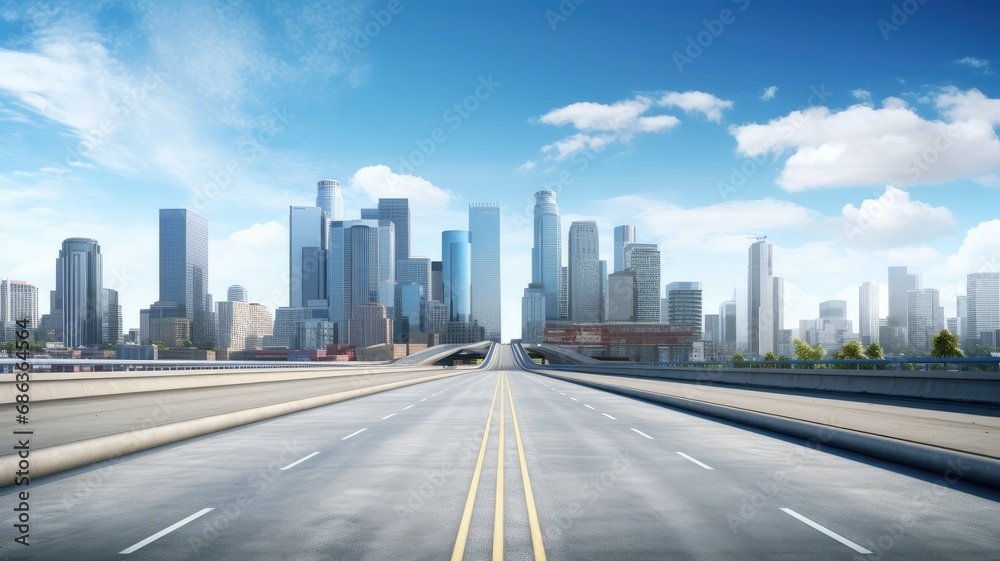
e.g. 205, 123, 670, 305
835, 186, 956, 249
516, 160, 536, 172
760, 86, 778, 101
852, 89, 872, 102
955, 56, 992, 74
210, 221, 289, 311
535, 95, 685, 159
657, 90, 734, 123
944, 220, 1000, 277
349, 164, 454, 214
730, 88, 1000, 191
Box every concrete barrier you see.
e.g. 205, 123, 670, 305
0, 365, 437, 403
544, 364, 1000, 405
534, 369, 1000, 492
0, 369, 463, 487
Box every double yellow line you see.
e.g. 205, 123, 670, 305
451, 372, 546, 561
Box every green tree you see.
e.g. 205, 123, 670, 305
731, 352, 748, 368
182, 339, 195, 348
99, 341, 116, 351
763, 351, 777, 361
930, 329, 963, 358
864, 342, 884, 360
153, 341, 168, 350
776, 354, 791, 369
835, 340, 864, 360
793, 338, 824, 362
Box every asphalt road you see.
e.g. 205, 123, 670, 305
2, 344, 998, 560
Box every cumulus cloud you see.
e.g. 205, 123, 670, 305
836, 186, 956, 249
658, 90, 734, 122
729, 88, 1000, 191
536, 96, 680, 159
852, 89, 872, 102
349, 164, 454, 213
759, 86, 778, 101
944, 220, 1000, 277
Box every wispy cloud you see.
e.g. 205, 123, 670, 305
955, 56, 992, 74
759, 86, 778, 101
657, 90, 734, 123
516, 160, 536, 172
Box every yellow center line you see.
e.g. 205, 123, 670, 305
505, 372, 547, 561
451, 373, 502, 561
494, 372, 505, 561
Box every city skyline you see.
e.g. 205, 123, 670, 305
1, 2, 998, 341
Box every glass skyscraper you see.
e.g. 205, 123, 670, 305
568, 221, 601, 323
57, 237, 103, 347
442, 230, 472, 322
532, 190, 561, 320
747, 238, 774, 356
159, 209, 209, 343
469, 203, 501, 341
625, 243, 661, 324
665, 281, 702, 331
613, 225, 636, 273
289, 205, 326, 308
378, 198, 411, 261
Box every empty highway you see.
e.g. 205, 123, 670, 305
2, 344, 998, 560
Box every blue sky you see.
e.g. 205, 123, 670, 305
1, 0, 998, 341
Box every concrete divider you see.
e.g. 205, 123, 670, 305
0, 365, 437, 403
535, 369, 1000, 492
0, 369, 462, 487
544, 364, 1000, 405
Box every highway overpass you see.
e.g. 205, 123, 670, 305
1, 343, 998, 559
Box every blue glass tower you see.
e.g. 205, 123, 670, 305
442, 230, 472, 322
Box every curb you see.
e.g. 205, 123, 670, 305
1, 370, 462, 487
534, 369, 1000, 492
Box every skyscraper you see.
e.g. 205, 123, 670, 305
521, 283, 546, 343
558, 266, 568, 320
625, 243, 661, 323
886, 266, 921, 353
859, 281, 880, 345
216, 300, 273, 351
957, 295, 968, 342
378, 198, 411, 261
101, 288, 122, 345
58, 238, 103, 347
397, 258, 432, 300
227, 285, 248, 302
772, 276, 784, 344
568, 221, 601, 323
967, 272, 1000, 343
607, 270, 636, 322
469, 203, 501, 341
442, 230, 472, 322
328, 219, 391, 344
613, 225, 637, 273
289, 205, 326, 308
747, 238, 774, 356
316, 179, 344, 221
907, 288, 943, 351
0, 279, 39, 334
532, 190, 562, 320
719, 299, 737, 347
158, 210, 210, 343
599, 259, 608, 322
704, 314, 720, 342
666, 281, 702, 331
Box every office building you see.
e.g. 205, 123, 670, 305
568, 221, 601, 323
521, 283, 546, 343
101, 288, 122, 345
704, 314, 720, 342
558, 266, 568, 320
216, 301, 273, 351
820, 300, 848, 319
349, 304, 392, 349
289, 205, 326, 308
1, 279, 39, 341
430, 261, 443, 302
719, 300, 737, 347
469, 203, 501, 341
747, 238, 774, 356
397, 258, 432, 300
157, 209, 210, 344
227, 285, 248, 303
967, 272, 1000, 343
859, 281, 880, 346
57, 238, 103, 347
885, 266, 921, 352
772, 276, 784, 343
599, 259, 608, 323
957, 295, 968, 342
625, 243, 661, 324
613, 225, 636, 273
907, 288, 943, 351
442, 230, 472, 322
666, 281, 702, 332
328, 219, 392, 344
316, 179, 344, 221
532, 190, 562, 320
378, 199, 411, 260
607, 271, 636, 322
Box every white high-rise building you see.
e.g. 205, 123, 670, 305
216, 301, 273, 351
1, 279, 40, 342
747, 238, 774, 356
470, 203, 501, 342
907, 288, 943, 351
859, 281, 880, 346
568, 221, 601, 323
625, 243, 661, 324
967, 272, 1000, 343
532, 191, 562, 320
227, 285, 248, 303
316, 179, 344, 221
